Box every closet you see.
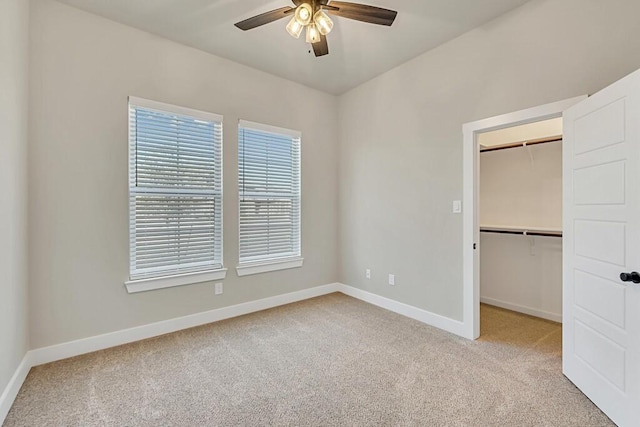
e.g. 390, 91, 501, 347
479, 118, 563, 323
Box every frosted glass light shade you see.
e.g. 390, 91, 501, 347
295, 3, 313, 26
305, 23, 320, 44
286, 17, 304, 38
313, 10, 334, 35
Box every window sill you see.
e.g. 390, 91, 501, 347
125, 268, 227, 294
236, 257, 304, 277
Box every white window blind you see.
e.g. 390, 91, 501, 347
238, 120, 301, 264
128, 97, 223, 280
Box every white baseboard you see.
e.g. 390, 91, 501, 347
2, 283, 340, 425
29, 283, 341, 367
337, 283, 467, 338
2, 281, 469, 424
480, 296, 562, 323
0, 354, 31, 423
25, 283, 469, 368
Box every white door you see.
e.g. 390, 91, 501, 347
563, 69, 640, 427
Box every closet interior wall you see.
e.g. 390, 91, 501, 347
479, 123, 563, 323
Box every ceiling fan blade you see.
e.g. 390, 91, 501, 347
312, 34, 329, 57
325, 1, 397, 26
234, 7, 294, 31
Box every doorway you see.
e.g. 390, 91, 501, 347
461, 96, 587, 340
478, 118, 563, 330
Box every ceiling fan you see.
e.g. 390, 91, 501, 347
234, 1, 398, 57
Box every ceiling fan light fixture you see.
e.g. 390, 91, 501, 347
294, 3, 313, 26
305, 23, 321, 44
286, 16, 304, 39
234, 1, 398, 58
313, 10, 334, 36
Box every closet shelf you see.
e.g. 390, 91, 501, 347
480, 135, 562, 153
480, 225, 562, 238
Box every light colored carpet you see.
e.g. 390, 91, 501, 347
4, 294, 613, 426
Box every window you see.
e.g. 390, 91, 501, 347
237, 120, 302, 276
126, 97, 225, 293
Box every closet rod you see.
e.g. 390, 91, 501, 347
480, 135, 562, 153
480, 229, 562, 238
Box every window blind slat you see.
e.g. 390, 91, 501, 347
238, 126, 301, 264
129, 100, 223, 280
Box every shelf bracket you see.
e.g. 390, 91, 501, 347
527, 232, 537, 256
523, 141, 535, 169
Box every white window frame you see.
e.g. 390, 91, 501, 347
236, 120, 303, 276
125, 97, 226, 293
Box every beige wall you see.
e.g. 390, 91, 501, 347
480, 233, 562, 320
338, 0, 640, 321
28, 0, 339, 348
21, 0, 640, 350
0, 0, 30, 393
480, 141, 562, 230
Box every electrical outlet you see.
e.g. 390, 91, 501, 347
214, 282, 223, 295
388, 274, 395, 286
366, 269, 371, 279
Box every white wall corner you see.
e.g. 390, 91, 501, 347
0, 353, 32, 424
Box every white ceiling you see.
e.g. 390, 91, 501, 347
55, 0, 531, 94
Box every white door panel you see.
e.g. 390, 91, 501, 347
574, 320, 626, 390
574, 161, 626, 206
573, 303, 627, 348
564, 69, 640, 426
574, 98, 626, 154
574, 220, 626, 266
574, 269, 626, 328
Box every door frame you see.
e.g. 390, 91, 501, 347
461, 96, 587, 340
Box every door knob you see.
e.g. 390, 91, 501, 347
620, 272, 640, 284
